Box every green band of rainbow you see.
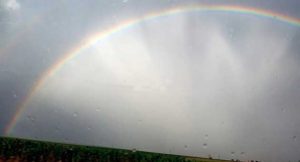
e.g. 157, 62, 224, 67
5, 4, 300, 135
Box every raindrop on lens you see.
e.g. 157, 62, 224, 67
231, 151, 235, 156
27, 115, 35, 122
138, 119, 143, 124
204, 134, 208, 139
228, 28, 235, 39
73, 112, 78, 117
184, 145, 188, 150
55, 126, 60, 133
203, 143, 207, 149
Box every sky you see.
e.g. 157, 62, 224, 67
1, 0, 300, 161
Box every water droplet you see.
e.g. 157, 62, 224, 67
96, 108, 100, 112
87, 126, 92, 131
122, 0, 128, 2
293, 135, 297, 141
231, 151, 235, 156
204, 134, 208, 139
132, 148, 136, 153
281, 108, 286, 112
184, 145, 188, 150
73, 112, 78, 117
202, 143, 207, 149
13, 94, 17, 98
227, 28, 235, 39
27, 115, 36, 122
208, 154, 212, 159
55, 126, 60, 133
138, 119, 143, 124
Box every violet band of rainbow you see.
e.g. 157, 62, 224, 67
5, 4, 300, 135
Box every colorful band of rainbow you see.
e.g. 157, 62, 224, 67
5, 4, 300, 135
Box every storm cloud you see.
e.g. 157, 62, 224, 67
1, 1, 300, 162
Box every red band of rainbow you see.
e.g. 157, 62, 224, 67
5, 4, 300, 135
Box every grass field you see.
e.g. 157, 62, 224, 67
0, 136, 236, 162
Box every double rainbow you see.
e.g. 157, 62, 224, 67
5, 4, 300, 135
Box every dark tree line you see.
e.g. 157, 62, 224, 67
0, 137, 190, 162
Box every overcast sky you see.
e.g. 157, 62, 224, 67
1, 0, 300, 161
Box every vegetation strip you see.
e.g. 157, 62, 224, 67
0, 137, 230, 162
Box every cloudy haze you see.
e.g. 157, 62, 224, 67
1, 0, 300, 162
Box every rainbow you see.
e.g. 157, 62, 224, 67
5, 4, 300, 135
0, 15, 42, 63
0, 3, 62, 63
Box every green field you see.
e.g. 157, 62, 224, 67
0, 136, 232, 162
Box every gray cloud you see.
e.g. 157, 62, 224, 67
0, 0, 20, 12
1, 1, 300, 162
5, 0, 20, 11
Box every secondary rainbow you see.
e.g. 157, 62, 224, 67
5, 4, 300, 135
